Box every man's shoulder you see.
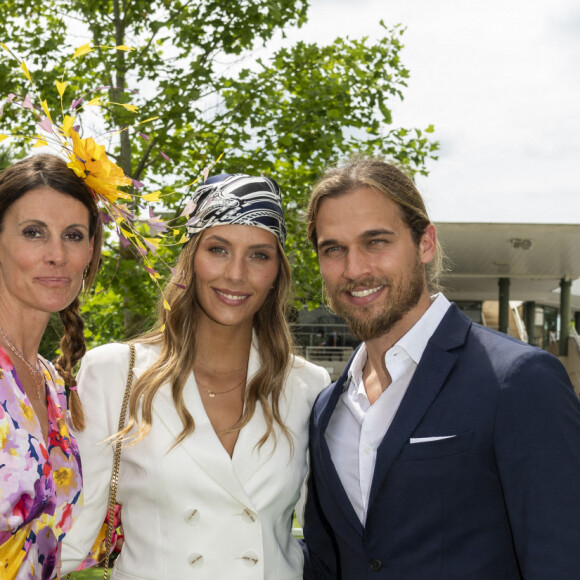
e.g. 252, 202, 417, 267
468, 321, 547, 356
438, 302, 548, 357
432, 304, 565, 378
311, 379, 341, 418
461, 321, 571, 390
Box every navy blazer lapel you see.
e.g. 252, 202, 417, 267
312, 347, 365, 536
368, 304, 472, 509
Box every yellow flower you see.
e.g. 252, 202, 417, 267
1, 420, 9, 448
143, 190, 161, 202
19, 401, 34, 421
56, 80, 68, 97
61, 115, 75, 137
53, 467, 73, 488
67, 131, 132, 203
57, 417, 68, 436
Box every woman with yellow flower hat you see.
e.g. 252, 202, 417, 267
0, 153, 103, 579
0, 39, 172, 578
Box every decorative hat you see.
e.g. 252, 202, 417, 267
0, 42, 175, 302
184, 173, 286, 245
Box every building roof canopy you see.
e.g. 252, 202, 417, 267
436, 223, 580, 309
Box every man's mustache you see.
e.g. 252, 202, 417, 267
335, 278, 392, 294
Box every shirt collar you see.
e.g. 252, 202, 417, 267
347, 342, 368, 394
396, 293, 451, 364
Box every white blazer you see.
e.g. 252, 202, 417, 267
61, 340, 330, 579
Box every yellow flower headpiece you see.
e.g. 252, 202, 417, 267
0, 42, 177, 305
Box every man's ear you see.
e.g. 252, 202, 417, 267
419, 224, 437, 264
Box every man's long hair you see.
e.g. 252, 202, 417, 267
307, 155, 443, 293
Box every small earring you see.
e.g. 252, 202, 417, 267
82, 266, 89, 293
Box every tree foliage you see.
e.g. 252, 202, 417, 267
0, 0, 438, 352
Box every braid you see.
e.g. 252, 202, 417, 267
54, 297, 87, 431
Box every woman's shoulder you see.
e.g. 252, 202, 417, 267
37, 355, 67, 394
282, 355, 331, 406
79, 341, 161, 388
36, 352, 59, 377
83, 341, 160, 365
77, 342, 162, 406
82, 342, 131, 366
288, 354, 331, 386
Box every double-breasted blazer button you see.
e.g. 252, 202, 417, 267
241, 508, 257, 523
241, 550, 259, 566
188, 553, 204, 568
184, 509, 200, 524
369, 558, 382, 571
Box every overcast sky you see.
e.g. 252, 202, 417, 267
271, 0, 580, 224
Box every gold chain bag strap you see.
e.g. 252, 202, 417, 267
102, 342, 136, 580
64, 344, 135, 580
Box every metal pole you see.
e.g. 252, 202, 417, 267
560, 278, 571, 356
523, 301, 536, 345
498, 278, 510, 335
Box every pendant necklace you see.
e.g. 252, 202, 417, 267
202, 375, 247, 398
194, 360, 248, 398
0, 324, 45, 400
194, 360, 248, 399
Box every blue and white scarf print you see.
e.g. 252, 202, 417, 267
185, 173, 286, 245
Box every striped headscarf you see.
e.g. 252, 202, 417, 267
185, 173, 286, 245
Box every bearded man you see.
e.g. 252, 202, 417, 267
302, 156, 580, 580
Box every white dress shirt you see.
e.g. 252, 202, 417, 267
325, 293, 451, 524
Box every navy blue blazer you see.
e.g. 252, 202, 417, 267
303, 304, 580, 579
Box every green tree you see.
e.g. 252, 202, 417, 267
0, 0, 438, 349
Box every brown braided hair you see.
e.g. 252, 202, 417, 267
54, 297, 92, 430
0, 154, 103, 430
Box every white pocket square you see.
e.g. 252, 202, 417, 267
410, 435, 456, 444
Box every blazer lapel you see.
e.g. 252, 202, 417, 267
368, 304, 471, 508
313, 348, 365, 537
230, 343, 272, 485
152, 357, 257, 510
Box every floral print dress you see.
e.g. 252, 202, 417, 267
0, 346, 82, 579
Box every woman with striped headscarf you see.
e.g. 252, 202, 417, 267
61, 174, 330, 579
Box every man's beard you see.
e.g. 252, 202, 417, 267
325, 255, 426, 342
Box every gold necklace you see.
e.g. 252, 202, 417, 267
0, 324, 45, 400
195, 370, 247, 398
194, 359, 248, 374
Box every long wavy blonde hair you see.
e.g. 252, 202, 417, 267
116, 230, 295, 450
